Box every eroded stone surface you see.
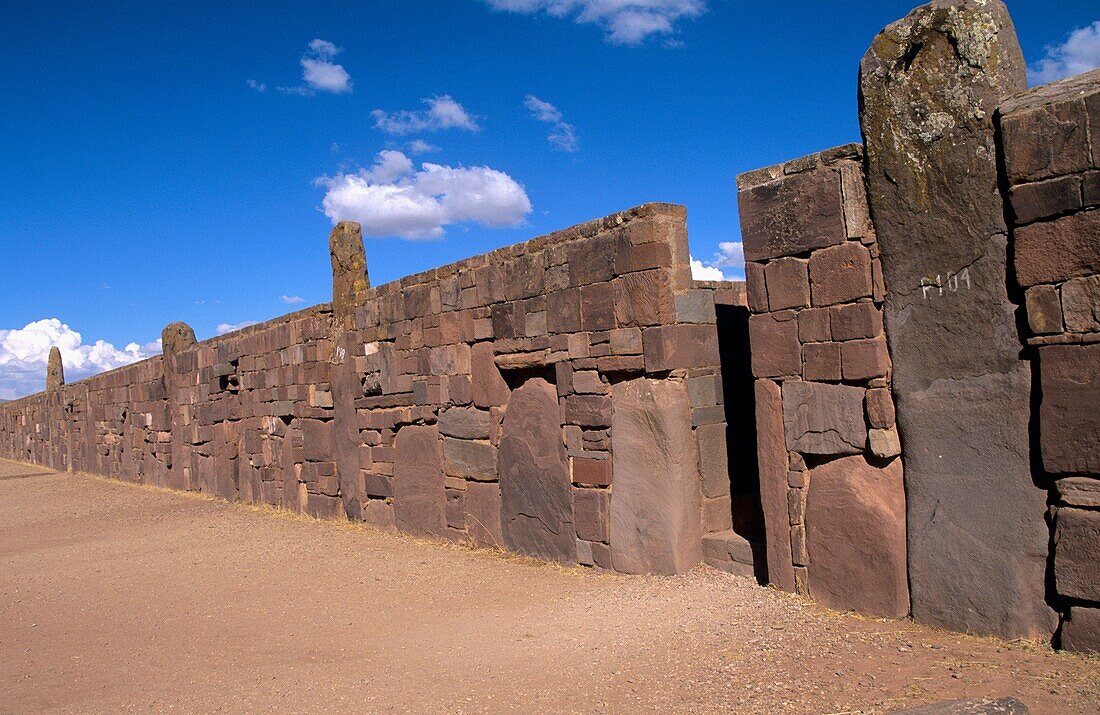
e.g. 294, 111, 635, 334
806, 455, 908, 617
329, 221, 369, 322
754, 379, 796, 591
610, 378, 701, 575
498, 378, 575, 564
859, 0, 1053, 640
1040, 344, 1100, 475
45, 347, 64, 392
782, 381, 865, 456
393, 425, 447, 537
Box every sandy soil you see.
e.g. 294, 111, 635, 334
0, 458, 1096, 714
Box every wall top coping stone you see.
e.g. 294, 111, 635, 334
735, 144, 863, 191
1000, 68, 1100, 116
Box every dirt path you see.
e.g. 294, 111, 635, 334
0, 458, 1096, 714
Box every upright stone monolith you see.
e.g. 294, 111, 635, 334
329, 221, 369, 519
329, 221, 369, 324
45, 346, 64, 392
859, 0, 1054, 638
162, 321, 196, 491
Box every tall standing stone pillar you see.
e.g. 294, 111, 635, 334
162, 322, 196, 491
329, 221, 369, 520
46, 346, 64, 392
44, 346, 65, 470
859, 0, 1054, 638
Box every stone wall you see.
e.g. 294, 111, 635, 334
2, 0, 1098, 655
999, 68, 1100, 653
734, 145, 909, 617
0, 203, 734, 577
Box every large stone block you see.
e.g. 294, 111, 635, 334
642, 324, 720, 372
1053, 508, 1100, 602
613, 270, 675, 327
610, 378, 702, 574
471, 342, 510, 408
782, 381, 866, 456
739, 169, 845, 262
764, 257, 810, 310
747, 312, 800, 378
393, 424, 446, 537
860, 0, 1053, 640
1040, 344, 1100, 475
1061, 275, 1100, 333
1001, 90, 1092, 184
809, 242, 873, 307
498, 378, 576, 564
465, 480, 503, 549
805, 455, 908, 617
1014, 210, 1100, 287
1061, 606, 1100, 654
753, 379, 796, 591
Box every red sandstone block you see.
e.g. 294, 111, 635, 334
614, 238, 672, 274
642, 324, 720, 372
809, 242, 873, 307
747, 312, 800, 378
764, 257, 810, 310
1001, 96, 1092, 184
563, 395, 612, 428
745, 263, 768, 313
1014, 211, 1100, 287
739, 169, 846, 261
547, 288, 581, 332
613, 270, 674, 327
573, 488, 610, 542
803, 342, 841, 381
571, 456, 612, 486
568, 234, 616, 286
829, 302, 883, 341
798, 307, 831, 343
840, 337, 890, 381
1010, 176, 1082, 225
580, 282, 616, 331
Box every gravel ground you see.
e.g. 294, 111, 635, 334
0, 458, 1096, 713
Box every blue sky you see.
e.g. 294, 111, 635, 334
1, 0, 1098, 398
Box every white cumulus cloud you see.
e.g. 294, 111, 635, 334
316, 150, 532, 239
0, 319, 160, 400
278, 38, 352, 95
688, 241, 745, 281
1029, 21, 1100, 85
525, 95, 579, 152
485, 0, 705, 45
407, 139, 440, 155
371, 96, 479, 135
690, 257, 725, 281
280, 295, 305, 305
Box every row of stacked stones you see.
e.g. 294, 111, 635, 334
0, 350, 171, 484
161, 309, 341, 516
736, 145, 908, 618
0, 203, 736, 578
999, 68, 1100, 652
326, 204, 729, 573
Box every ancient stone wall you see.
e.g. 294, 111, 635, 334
0, 203, 734, 577
734, 145, 909, 618
999, 68, 1100, 652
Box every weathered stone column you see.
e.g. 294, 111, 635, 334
329, 221, 369, 520
46, 347, 64, 392
162, 322, 196, 491
330, 221, 369, 324
859, 0, 1054, 638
